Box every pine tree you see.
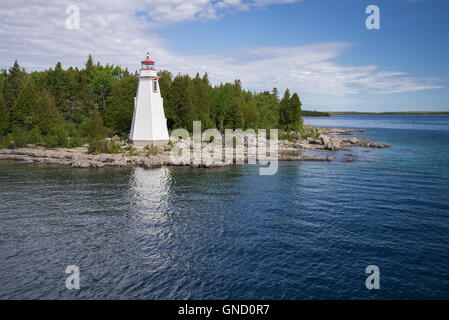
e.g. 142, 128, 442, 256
87, 106, 105, 142
254, 91, 280, 130
11, 79, 38, 129
279, 89, 291, 130
33, 89, 62, 134
80, 55, 97, 116
272, 87, 279, 100
0, 92, 9, 135
200, 73, 212, 128
191, 73, 212, 129
2, 60, 26, 109
191, 73, 202, 125
89, 64, 122, 113
166, 74, 194, 130
290, 92, 303, 130
0, 69, 7, 93
104, 75, 138, 134
46, 62, 69, 116
85, 55, 95, 78
225, 80, 245, 129
157, 70, 172, 102
213, 83, 235, 131
243, 91, 259, 129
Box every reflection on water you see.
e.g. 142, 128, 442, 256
128, 167, 173, 220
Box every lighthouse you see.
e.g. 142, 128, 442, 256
129, 53, 169, 146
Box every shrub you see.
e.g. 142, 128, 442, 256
124, 144, 138, 156
88, 139, 110, 154
69, 136, 84, 148
144, 144, 159, 156
298, 125, 318, 140
44, 135, 59, 148
104, 127, 115, 138
109, 140, 122, 154
87, 139, 122, 154
0, 136, 9, 149
51, 125, 69, 146
64, 122, 79, 138
279, 131, 301, 142
78, 119, 90, 138
164, 140, 173, 152
29, 127, 43, 144
11, 127, 28, 147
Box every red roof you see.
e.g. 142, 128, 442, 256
141, 52, 154, 65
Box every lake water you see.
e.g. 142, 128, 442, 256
1, 115, 448, 299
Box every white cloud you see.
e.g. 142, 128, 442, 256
0, 0, 443, 100
142, 0, 301, 23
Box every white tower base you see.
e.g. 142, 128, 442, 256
131, 139, 168, 147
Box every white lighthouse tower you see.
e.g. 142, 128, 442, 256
129, 53, 169, 146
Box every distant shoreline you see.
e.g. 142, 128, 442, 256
327, 111, 449, 116
302, 110, 449, 117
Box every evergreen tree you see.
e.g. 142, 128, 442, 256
0, 92, 9, 135
33, 89, 62, 134
225, 80, 245, 129
0, 69, 7, 92
79, 55, 97, 116
46, 62, 69, 115
89, 64, 122, 113
279, 89, 291, 130
200, 73, 212, 128
290, 92, 303, 130
191, 73, 202, 125
87, 107, 105, 142
11, 79, 38, 129
104, 75, 137, 134
2, 60, 26, 109
243, 91, 259, 129
254, 91, 279, 130
85, 55, 95, 78
213, 83, 235, 131
166, 74, 193, 130
157, 70, 172, 102
272, 87, 279, 100
191, 73, 212, 129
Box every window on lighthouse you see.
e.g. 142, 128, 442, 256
153, 79, 158, 93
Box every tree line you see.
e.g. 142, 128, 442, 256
0, 56, 303, 148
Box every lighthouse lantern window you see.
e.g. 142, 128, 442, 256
141, 52, 154, 70
153, 79, 158, 92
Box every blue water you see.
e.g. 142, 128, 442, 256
0, 115, 448, 299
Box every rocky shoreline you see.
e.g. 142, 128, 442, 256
0, 128, 390, 169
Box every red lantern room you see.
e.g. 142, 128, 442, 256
141, 52, 155, 70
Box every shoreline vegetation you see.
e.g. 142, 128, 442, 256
0, 127, 390, 169
0, 57, 304, 151
0, 56, 391, 169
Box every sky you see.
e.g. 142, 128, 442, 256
0, 0, 448, 111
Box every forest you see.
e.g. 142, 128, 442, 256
0, 56, 304, 148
